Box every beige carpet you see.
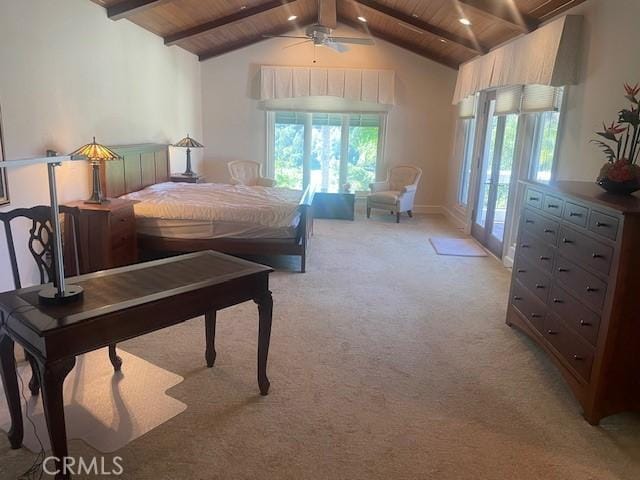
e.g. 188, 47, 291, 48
1, 214, 639, 479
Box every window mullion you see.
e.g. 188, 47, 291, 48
303, 113, 312, 188
340, 115, 349, 191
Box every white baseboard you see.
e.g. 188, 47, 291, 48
440, 206, 467, 230
412, 204, 444, 215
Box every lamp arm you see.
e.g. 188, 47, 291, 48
46, 158, 66, 296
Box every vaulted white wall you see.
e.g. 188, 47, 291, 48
0, 0, 202, 292
200, 24, 458, 209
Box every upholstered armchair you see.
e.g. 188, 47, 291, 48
228, 160, 275, 187
367, 165, 422, 223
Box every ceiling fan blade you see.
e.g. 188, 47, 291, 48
328, 36, 375, 45
262, 34, 309, 39
325, 41, 350, 53
284, 39, 313, 50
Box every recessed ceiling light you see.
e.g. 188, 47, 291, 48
440, 38, 447, 43
240, 5, 247, 10
411, 13, 419, 18
357, 16, 367, 22
288, 15, 298, 21
459, 17, 472, 26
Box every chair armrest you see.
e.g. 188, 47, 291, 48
258, 178, 276, 187
369, 181, 389, 193
401, 184, 418, 194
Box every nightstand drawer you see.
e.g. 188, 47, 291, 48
558, 225, 613, 276
555, 256, 607, 311
111, 209, 136, 236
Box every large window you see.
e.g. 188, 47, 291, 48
529, 110, 561, 183
458, 118, 476, 206
270, 111, 384, 193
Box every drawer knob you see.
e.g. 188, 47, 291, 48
547, 204, 559, 209
529, 196, 540, 201
525, 219, 535, 224
552, 298, 563, 303
569, 212, 583, 217
592, 253, 603, 259
517, 269, 526, 273
535, 284, 545, 289
547, 329, 557, 335
513, 296, 522, 301
579, 319, 592, 327
531, 313, 542, 318
539, 256, 550, 261
562, 238, 573, 244
586, 286, 599, 293
558, 268, 569, 273
573, 354, 584, 361
544, 229, 554, 233
596, 221, 609, 228
521, 244, 530, 248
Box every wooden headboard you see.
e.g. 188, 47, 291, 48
100, 143, 170, 198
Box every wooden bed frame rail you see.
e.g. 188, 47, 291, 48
102, 143, 315, 273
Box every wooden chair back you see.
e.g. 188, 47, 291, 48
0, 205, 83, 289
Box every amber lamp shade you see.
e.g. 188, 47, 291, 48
173, 134, 204, 177
70, 137, 120, 204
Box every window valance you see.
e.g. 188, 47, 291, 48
452, 15, 583, 105
260, 66, 396, 106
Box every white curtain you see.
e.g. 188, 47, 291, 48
452, 15, 583, 104
260, 66, 396, 106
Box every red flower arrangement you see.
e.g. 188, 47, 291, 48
592, 83, 640, 193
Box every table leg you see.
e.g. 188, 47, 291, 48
37, 357, 76, 480
0, 332, 23, 449
254, 291, 273, 396
205, 311, 217, 368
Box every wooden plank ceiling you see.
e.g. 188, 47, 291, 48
90, 0, 584, 68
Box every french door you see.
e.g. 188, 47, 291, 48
471, 93, 519, 258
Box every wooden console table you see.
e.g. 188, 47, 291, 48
0, 251, 273, 479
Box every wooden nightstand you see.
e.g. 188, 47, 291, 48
64, 198, 138, 273
170, 173, 205, 183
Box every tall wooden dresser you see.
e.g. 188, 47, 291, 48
507, 181, 640, 424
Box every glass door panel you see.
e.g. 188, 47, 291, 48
475, 103, 498, 229
491, 113, 518, 242
310, 114, 342, 192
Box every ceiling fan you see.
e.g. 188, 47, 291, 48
264, 0, 374, 53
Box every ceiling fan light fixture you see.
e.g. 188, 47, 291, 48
357, 16, 367, 22
459, 17, 472, 26
288, 15, 298, 21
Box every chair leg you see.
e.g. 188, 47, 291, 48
396, 212, 401, 223
366, 207, 371, 218
108, 344, 122, 372
408, 210, 413, 218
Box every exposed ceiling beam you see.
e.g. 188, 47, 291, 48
457, 0, 539, 32
107, 0, 171, 20
198, 22, 310, 62
339, 16, 460, 69
165, 0, 298, 46
319, 0, 337, 29
529, 0, 587, 21
352, 0, 487, 54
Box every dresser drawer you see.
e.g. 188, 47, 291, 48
588, 210, 620, 241
549, 284, 601, 346
555, 256, 607, 311
514, 258, 551, 303
525, 187, 544, 209
542, 194, 564, 217
543, 313, 595, 382
558, 225, 613, 276
518, 230, 555, 274
522, 209, 559, 246
563, 201, 589, 228
511, 282, 546, 333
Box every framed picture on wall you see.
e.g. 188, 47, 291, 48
0, 103, 8, 205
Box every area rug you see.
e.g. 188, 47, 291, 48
429, 236, 488, 257
0, 349, 186, 453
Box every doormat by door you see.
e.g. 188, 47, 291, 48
429, 237, 488, 257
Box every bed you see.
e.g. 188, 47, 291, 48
101, 144, 314, 272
